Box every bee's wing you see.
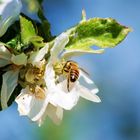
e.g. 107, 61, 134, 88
79, 67, 90, 77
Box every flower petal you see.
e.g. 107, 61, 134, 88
0, 45, 12, 60
0, 0, 22, 37
15, 90, 33, 116
11, 53, 27, 65
56, 106, 63, 121
61, 49, 104, 60
28, 44, 49, 67
48, 80, 80, 110
1, 70, 19, 109
77, 84, 101, 102
15, 87, 48, 122
0, 59, 11, 67
46, 104, 63, 125
45, 63, 79, 110
50, 33, 69, 62
28, 96, 48, 122
78, 70, 101, 102
44, 63, 56, 88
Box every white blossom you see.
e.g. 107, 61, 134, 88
0, 44, 48, 109
0, 44, 27, 109
15, 44, 63, 125
44, 32, 101, 110
0, 44, 12, 67
1, 70, 19, 109
13, 33, 100, 125
0, 0, 22, 37
15, 85, 63, 126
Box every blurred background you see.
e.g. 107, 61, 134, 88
0, 0, 140, 140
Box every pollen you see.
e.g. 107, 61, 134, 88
24, 65, 44, 85
35, 86, 46, 100
29, 86, 35, 93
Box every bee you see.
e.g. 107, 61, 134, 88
62, 60, 80, 92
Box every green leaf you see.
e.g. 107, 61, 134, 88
30, 35, 45, 48
6, 35, 22, 51
20, 16, 36, 45
6, 36, 18, 48
66, 18, 131, 52
37, 7, 52, 41
37, 0, 43, 4
0, 21, 20, 43
37, 20, 52, 42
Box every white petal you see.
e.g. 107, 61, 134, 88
50, 32, 69, 62
11, 53, 27, 65
56, 106, 63, 121
0, 59, 11, 67
28, 96, 48, 122
0, 0, 22, 37
36, 107, 49, 127
78, 70, 101, 102
44, 63, 56, 88
15, 90, 33, 115
1, 70, 19, 109
48, 80, 80, 110
45, 64, 79, 110
37, 118, 44, 127
46, 104, 63, 125
28, 44, 49, 67
15, 87, 48, 122
77, 84, 101, 102
0, 45, 11, 60
61, 49, 104, 60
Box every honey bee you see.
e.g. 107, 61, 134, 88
62, 60, 80, 92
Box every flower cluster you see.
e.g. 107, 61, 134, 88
0, 0, 130, 126
0, 1, 100, 126
0, 32, 101, 126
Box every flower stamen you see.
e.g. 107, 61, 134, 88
29, 85, 46, 100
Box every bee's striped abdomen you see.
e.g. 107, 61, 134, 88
62, 61, 80, 91
70, 69, 79, 82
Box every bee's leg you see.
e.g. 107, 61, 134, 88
67, 75, 70, 92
